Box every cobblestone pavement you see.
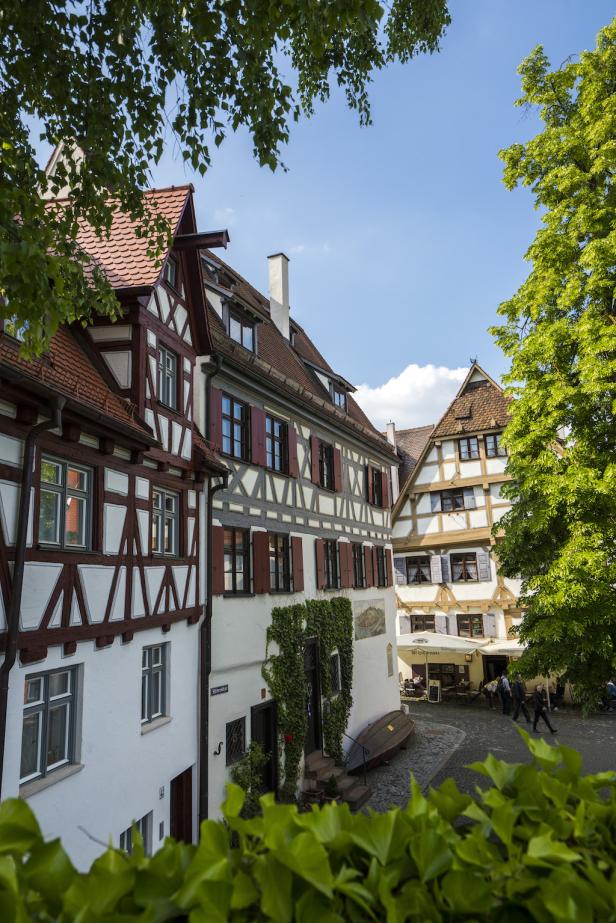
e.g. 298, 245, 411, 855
366, 700, 616, 811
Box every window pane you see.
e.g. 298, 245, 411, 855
67, 467, 87, 492
229, 315, 242, 343
39, 490, 61, 543
41, 460, 62, 486
46, 702, 69, 768
20, 712, 41, 779
24, 678, 42, 704
49, 671, 70, 698
151, 647, 162, 666
164, 516, 174, 553
242, 324, 254, 351
141, 672, 148, 721
165, 494, 176, 513
152, 513, 161, 553
151, 671, 162, 717
64, 496, 86, 546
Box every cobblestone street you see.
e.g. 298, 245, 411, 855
366, 700, 616, 812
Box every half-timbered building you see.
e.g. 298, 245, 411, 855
0, 184, 227, 867
195, 251, 401, 812
389, 364, 524, 689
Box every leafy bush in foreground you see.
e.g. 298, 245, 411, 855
2, 731, 616, 921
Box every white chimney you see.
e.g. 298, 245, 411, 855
268, 252, 290, 339
386, 422, 396, 447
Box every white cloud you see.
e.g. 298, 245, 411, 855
213, 206, 237, 226
354, 363, 468, 431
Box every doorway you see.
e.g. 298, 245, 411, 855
483, 655, 508, 682
304, 639, 322, 755
170, 766, 193, 843
251, 700, 278, 793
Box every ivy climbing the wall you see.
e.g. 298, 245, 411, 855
262, 597, 354, 797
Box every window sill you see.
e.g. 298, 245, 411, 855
20, 762, 84, 799
223, 592, 254, 598
141, 715, 172, 735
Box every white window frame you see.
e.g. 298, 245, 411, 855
20, 668, 77, 784
157, 344, 178, 409
39, 456, 92, 550
120, 811, 153, 855
152, 487, 179, 556
141, 644, 168, 725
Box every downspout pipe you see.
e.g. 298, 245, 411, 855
0, 398, 65, 798
199, 472, 227, 826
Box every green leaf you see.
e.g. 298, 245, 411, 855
525, 833, 582, 867
254, 856, 293, 923
0, 799, 42, 856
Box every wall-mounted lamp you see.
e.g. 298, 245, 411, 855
465, 653, 473, 662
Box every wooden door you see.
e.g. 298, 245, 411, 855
170, 766, 193, 843
251, 700, 278, 793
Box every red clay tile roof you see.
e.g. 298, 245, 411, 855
431, 378, 510, 439
50, 186, 192, 289
193, 430, 228, 474
0, 329, 153, 441
395, 424, 435, 490
202, 252, 395, 457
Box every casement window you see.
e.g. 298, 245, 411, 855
330, 653, 341, 694
431, 486, 476, 513
120, 813, 153, 856
226, 717, 246, 766
141, 644, 168, 725
458, 436, 480, 460
227, 307, 255, 352
163, 255, 178, 290
265, 415, 288, 472
375, 547, 387, 587
224, 528, 250, 593
152, 487, 179, 556
20, 668, 77, 784
324, 539, 339, 589
269, 533, 291, 592
411, 613, 436, 632
319, 441, 335, 490
222, 394, 249, 460
406, 556, 431, 584
457, 614, 484, 638
485, 433, 507, 458
333, 388, 347, 410
366, 466, 389, 508
158, 345, 178, 409
39, 457, 91, 550
352, 543, 365, 588
451, 553, 479, 582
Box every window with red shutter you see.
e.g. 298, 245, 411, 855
310, 436, 321, 485
364, 545, 374, 587
365, 465, 373, 504
381, 471, 390, 509
315, 538, 326, 589
211, 525, 225, 595
287, 427, 299, 478
291, 536, 304, 592
386, 549, 394, 587
339, 542, 353, 588
252, 531, 270, 594
333, 448, 343, 492
251, 406, 267, 466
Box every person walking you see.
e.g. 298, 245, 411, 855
499, 671, 512, 716
532, 684, 557, 734
512, 674, 531, 724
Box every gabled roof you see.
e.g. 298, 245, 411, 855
201, 252, 396, 458
431, 364, 510, 439
0, 329, 154, 443
65, 186, 193, 290
395, 424, 435, 488
392, 363, 510, 517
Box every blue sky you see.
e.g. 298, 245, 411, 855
38, 1, 615, 428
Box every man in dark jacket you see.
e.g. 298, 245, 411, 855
512, 674, 531, 724
532, 684, 557, 734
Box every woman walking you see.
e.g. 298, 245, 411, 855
532, 684, 557, 734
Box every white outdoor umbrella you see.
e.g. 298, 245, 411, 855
397, 632, 485, 655
478, 638, 526, 658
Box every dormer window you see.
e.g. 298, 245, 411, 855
225, 305, 255, 352
333, 387, 346, 410
163, 255, 178, 290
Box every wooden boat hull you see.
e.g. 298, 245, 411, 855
346, 710, 415, 774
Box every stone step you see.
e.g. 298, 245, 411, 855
315, 764, 346, 784
304, 752, 335, 778
344, 783, 372, 812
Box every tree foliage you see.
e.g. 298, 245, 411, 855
0, 0, 450, 355
2, 734, 616, 920
493, 19, 616, 707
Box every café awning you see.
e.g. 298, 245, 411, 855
479, 638, 526, 657
396, 632, 484, 656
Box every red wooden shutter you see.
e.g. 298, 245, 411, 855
364, 545, 374, 587
291, 536, 304, 592
252, 531, 270, 594
287, 426, 299, 478
339, 542, 352, 589
365, 465, 373, 504
310, 436, 320, 484
333, 448, 343, 493
386, 549, 393, 587
381, 471, 390, 509
315, 538, 326, 589
210, 388, 223, 451
251, 406, 267, 466
372, 546, 379, 586
211, 525, 225, 595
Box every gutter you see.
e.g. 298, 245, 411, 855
0, 398, 65, 798
198, 352, 226, 825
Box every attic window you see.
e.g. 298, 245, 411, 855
225, 304, 254, 352
163, 256, 178, 290
333, 387, 347, 410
